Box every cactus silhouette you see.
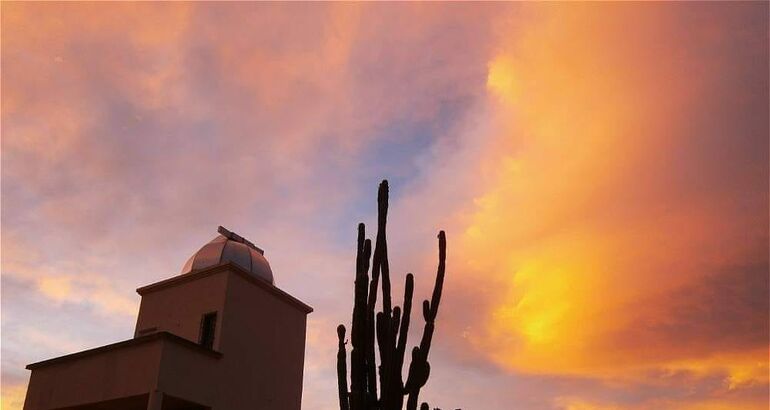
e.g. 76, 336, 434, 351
336, 180, 453, 410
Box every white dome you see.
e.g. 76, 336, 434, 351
181, 227, 274, 284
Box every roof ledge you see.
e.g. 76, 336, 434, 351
137, 262, 313, 314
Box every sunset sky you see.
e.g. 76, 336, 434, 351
2, 3, 768, 409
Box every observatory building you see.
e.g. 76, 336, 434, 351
23, 227, 313, 410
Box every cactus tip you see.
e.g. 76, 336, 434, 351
337, 324, 346, 340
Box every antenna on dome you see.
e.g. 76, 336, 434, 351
218, 226, 264, 255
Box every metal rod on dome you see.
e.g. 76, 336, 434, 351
218, 225, 264, 255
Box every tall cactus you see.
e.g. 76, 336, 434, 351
336, 180, 453, 410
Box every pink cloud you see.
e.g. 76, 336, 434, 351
2, 3, 767, 410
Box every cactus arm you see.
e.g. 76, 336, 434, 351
350, 224, 371, 409
395, 274, 413, 371
406, 391, 419, 410
405, 231, 446, 408
365, 252, 380, 405
430, 231, 447, 321
337, 325, 350, 410
377, 180, 393, 317
392, 306, 402, 344
391, 273, 414, 410
376, 181, 395, 408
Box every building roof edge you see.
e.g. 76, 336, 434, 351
26, 331, 221, 370
136, 262, 313, 314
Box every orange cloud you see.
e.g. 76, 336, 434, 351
3, 233, 138, 317
1, 382, 28, 410
554, 395, 769, 410
426, 1, 769, 405
2, 3, 766, 409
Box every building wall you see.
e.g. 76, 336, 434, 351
23, 341, 164, 410
216, 271, 308, 410
134, 273, 229, 351
155, 339, 221, 407
24, 335, 222, 410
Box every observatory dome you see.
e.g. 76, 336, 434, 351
181, 226, 274, 284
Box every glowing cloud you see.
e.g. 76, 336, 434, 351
450, 2, 768, 394
2, 3, 767, 410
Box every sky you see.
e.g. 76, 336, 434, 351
1, 2, 768, 410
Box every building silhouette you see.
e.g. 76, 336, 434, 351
23, 227, 313, 410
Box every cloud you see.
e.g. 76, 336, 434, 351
2, 2, 767, 409
2, 232, 139, 317
1, 381, 28, 410
2, 2, 499, 408
385, 2, 768, 408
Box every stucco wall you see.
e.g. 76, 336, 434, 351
24, 340, 163, 410
134, 272, 229, 350
216, 270, 308, 410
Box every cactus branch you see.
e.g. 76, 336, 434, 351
337, 325, 350, 410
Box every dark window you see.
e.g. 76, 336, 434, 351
199, 312, 217, 349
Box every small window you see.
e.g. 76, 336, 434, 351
199, 312, 217, 349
